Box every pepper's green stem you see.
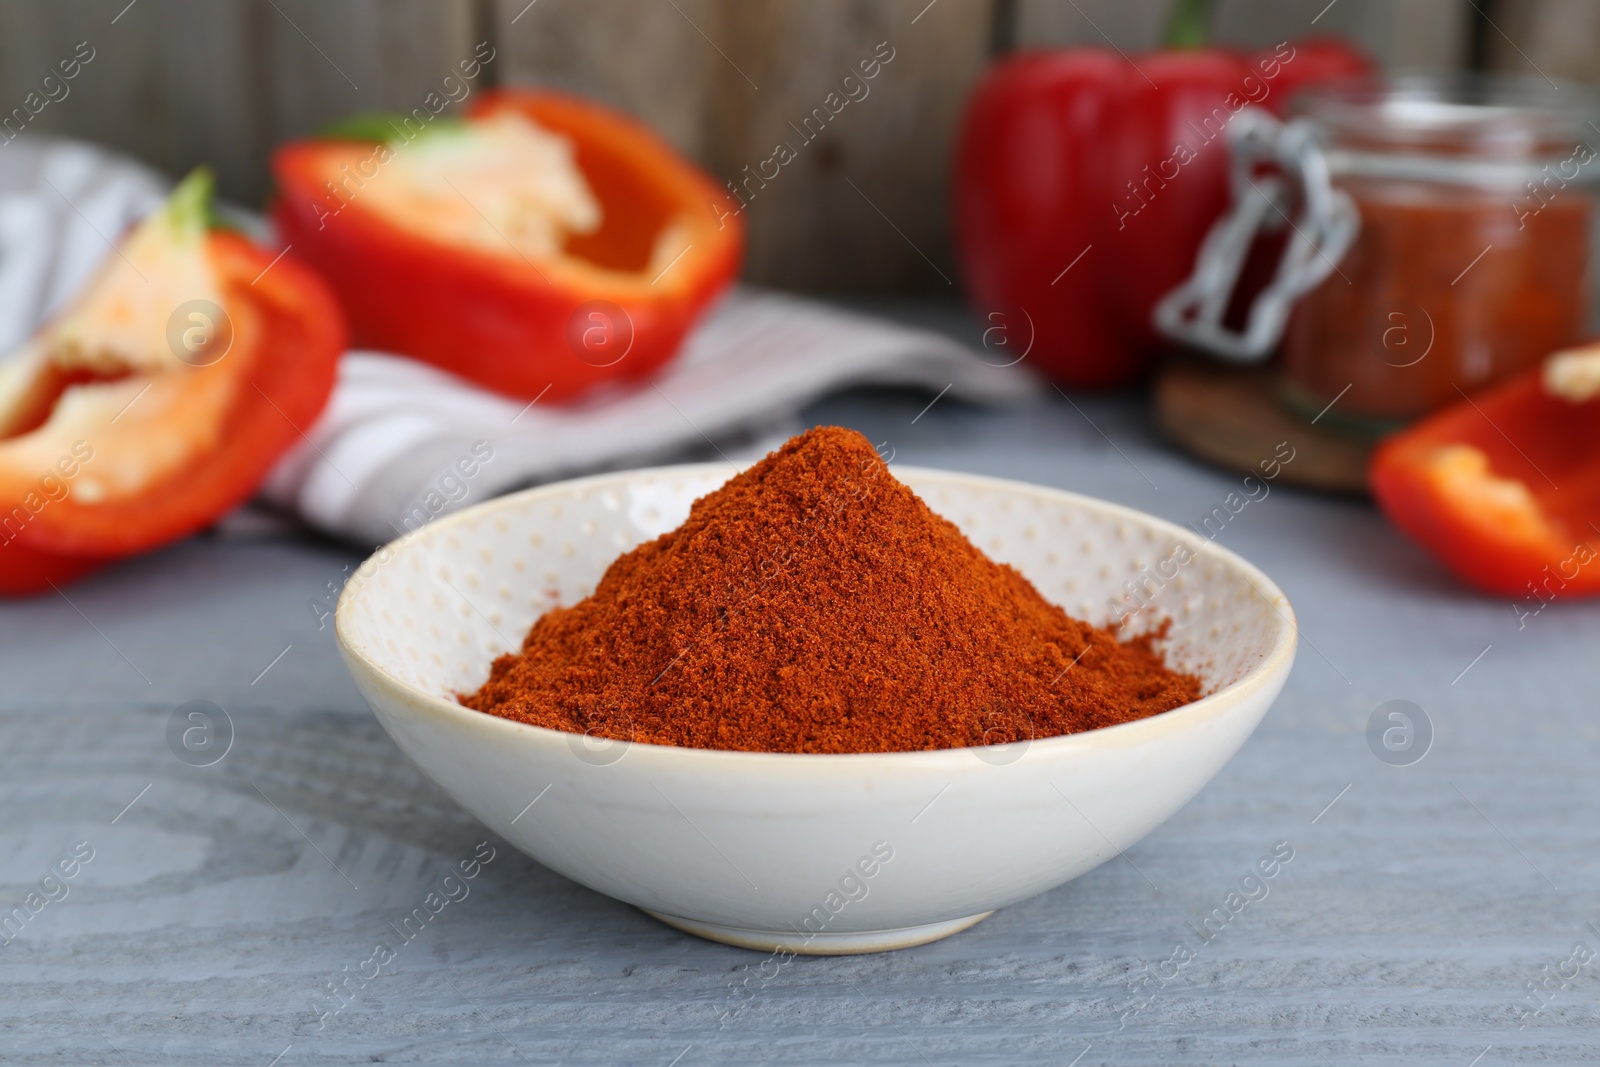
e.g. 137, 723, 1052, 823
1163, 0, 1214, 49
165, 166, 215, 236
316, 111, 462, 145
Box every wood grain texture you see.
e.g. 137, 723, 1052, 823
0, 0, 482, 206
0, 0, 171, 168
1012, 0, 1170, 53
2, 372, 1599, 1064
155, 0, 269, 203
1013, 0, 1473, 71
1485, 0, 1600, 85
492, 0, 722, 160
704, 0, 990, 294
0, 0, 1506, 291
254, 0, 481, 205
497, 0, 993, 293
1210, 0, 1471, 71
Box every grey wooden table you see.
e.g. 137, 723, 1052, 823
3, 305, 1597, 1065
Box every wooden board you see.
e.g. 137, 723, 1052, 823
1011, 0, 1473, 70
0, 0, 1491, 293
495, 0, 994, 294
1154, 357, 1373, 493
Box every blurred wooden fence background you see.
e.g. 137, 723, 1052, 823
0, 0, 1583, 293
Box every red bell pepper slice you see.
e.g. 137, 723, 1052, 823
271, 90, 744, 403
1370, 362, 1600, 599
0, 171, 345, 595
953, 18, 1369, 388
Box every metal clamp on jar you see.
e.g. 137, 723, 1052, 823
1156, 76, 1600, 429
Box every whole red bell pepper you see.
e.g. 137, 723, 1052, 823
953, 1, 1369, 388
272, 90, 744, 404
1371, 355, 1600, 603
0, 170, 345, 594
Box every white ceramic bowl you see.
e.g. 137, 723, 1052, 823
336, 463, 1296, 954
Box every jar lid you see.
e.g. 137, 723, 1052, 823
1296, 74, 1600, 186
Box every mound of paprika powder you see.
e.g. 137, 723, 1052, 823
462, 427, 1200, 753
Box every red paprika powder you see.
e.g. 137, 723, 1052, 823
462, 427, 1200, 754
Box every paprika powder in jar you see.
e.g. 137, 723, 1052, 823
1282, 77, 1598, 425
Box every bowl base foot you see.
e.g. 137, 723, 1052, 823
640, 909, 995, 955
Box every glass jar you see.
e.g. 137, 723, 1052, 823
1282, 76, 1597, 424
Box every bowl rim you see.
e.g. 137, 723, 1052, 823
336, 461, 1298, 769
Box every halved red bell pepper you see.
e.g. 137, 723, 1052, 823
953, 0, 1369, 388
1370, 359, 1600, 599
0, 170, 345, 595
271, 90, 744, 403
